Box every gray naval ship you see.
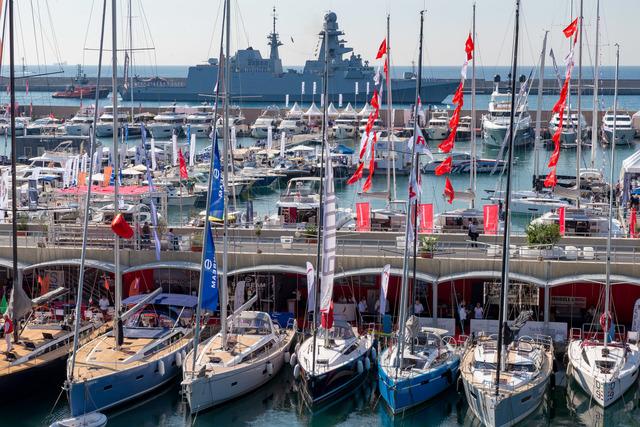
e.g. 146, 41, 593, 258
119, 11, 457, 104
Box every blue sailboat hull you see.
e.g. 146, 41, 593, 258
377, 356, 460, 414
68, 340, 192, 417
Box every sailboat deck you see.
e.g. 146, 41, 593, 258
73, 332, 190, 381
461, 341, 553, 395
0, 323, 105, 377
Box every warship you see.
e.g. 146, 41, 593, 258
118, 11, 457, 104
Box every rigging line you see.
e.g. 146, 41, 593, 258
28, 0, 41, 73
14, 0, 27, 72
235, 0, 250, 50
44, 0, 64, 67
81, 0, 97, 68
137, 0, 157, 76
205, 0, 223, 62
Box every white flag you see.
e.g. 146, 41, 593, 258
355, 82, 359, 95
267, 126, 273, 151
380, 264, 391, 314
280, 131, 286, 158
172, 133, 178, 166
150, 138, 157, 171
301, 81, 305, 95
407, 126, 433, 161
306, 262, 315, 312
313, 81, 317, 95
285, 94, 290, 108
234, 281, 245, 310
366, 81, 370, 96
189, 133, 196, 167
461, 60, 469, 79
338, 93, 343, 107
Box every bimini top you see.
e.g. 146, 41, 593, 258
123, 293, 198, 308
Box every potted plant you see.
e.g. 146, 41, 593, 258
191, 232, 203, 252
16, 214, 28, 236
523, 222, 561, 259
419, 236, 438, 258
303, 223, 318, 244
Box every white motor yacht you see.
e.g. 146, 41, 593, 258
182, 311, 295, 414
183, 105, 214, 138
250, 106, 281, 138
95, 106, 129, 138
332, 103, 358, 139
26, 117, 63, 135
482, 76, 533, 148
548, 106, 588, 149
64, 107, 95, 136
531, 207, 623, 237
601, 111, 635, 145
426, 109, 450, 140
148, 105, 187, 138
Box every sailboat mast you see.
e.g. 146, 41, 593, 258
385, 14, 396, 202
128, 0, 134, 119
604, 44, 619, 347
575, 0, 583, 206
469, 2, 477, 208
69, 0, 108, 380
191, 0, 226, 373
590, 0, 600, 168
533, 32, 548, 180
396, 10, 424, 376
310, 23, 330, 376
8, 0, 19, 341
221, 0, 231, 348
111, 0, 123, 346
495, 0, 520, 396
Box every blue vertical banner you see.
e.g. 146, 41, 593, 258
140, 123, 162, 260
209, 132, 225, 221
201, 222, 219, 311
200, 131, 224, 311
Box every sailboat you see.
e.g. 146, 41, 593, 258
460, 3, 554, 426
566, 44, 640, 408
377, 11, 460, 414
181, 2, 294, 413
292, 18, 374, 407
63, 1, 196, 418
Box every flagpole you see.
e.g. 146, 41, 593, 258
575, 0, 584, 206
311, 21, 330, 378
191, 2, 227, 373
396, 10, 424, 378
385, 14, 396, 203
470, 2, 477, 208
8, 0, 19, 342
68, 0, 108, 382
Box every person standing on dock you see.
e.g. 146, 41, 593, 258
3, 314, 13, 356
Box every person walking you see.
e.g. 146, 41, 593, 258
3, 314, 13, 356
468, 219, 479, 248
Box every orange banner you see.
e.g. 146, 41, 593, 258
102, 166, 112, 187
355, 202, 371, 232
483, 204, 499, 235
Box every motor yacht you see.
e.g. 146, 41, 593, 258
482, 76, 533, 148
183, 105, 214, 138
95, 106, 129, 138
64, 108, 95, 136
26, 117, 63, 135
147, 105, 187, 138
250, 105, 281, 138
601, 111, 636, 145
426, 109, 450, 140
548, 106, 588, 149
531, 207, 623, 237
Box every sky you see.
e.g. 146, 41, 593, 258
8, 0, 640, 69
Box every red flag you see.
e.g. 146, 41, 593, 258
563, 18, 579, 39
178, 148, 189, 179
631, 208, 637, 238
483, 204, 499, 235
548, 146, 560, 168
347, 162, 364, 185
444, 177, 455, 204
25, 79, 29, 95
370, 90, 380, 110
362, 155, 375, 193
104, 276, 111, 290
465, 33, 474, 60
356, 202, 371, 232
129, 277, 141, 297
439, 133, 455, 153
376, 39, 387, 59
383, 57, 389, 80
544, 168, 558, 188
435, 156, 453, 176
111, 213, 134, 239
558, 207, 566, 236
321, 301, 334, 329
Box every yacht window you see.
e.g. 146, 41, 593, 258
230, 314, 272, 335
473, 361, 497, 370
321, 321, 355, 340
507, 363, 536, 373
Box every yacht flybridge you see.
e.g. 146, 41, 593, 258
482, 75, 533, 148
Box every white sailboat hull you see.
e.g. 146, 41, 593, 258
461, 370, 549, 427
567, 340, 640, 407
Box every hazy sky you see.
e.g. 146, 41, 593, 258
9, 0, 639, 68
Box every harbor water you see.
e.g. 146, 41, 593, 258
7, 368, 640, 426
